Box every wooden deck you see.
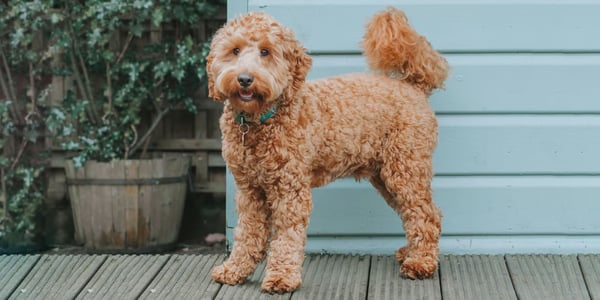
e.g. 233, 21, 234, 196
1, 254, 600, 299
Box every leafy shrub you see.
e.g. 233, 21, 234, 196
43, 0, 221, 166
0, 1, 53, 250
0, 0, 222, 250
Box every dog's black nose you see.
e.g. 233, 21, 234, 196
237, 73, 254, 87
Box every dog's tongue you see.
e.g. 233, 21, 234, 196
239, 90, 254, 100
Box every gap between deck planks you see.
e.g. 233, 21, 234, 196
1, 254, 599, 299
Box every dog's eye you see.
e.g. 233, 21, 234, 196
260, 49, 269, 57
232, 48, 240, 55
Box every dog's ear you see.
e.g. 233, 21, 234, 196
206, 37, 225, 102
290, 46, 312, 91
283, 29, 312, 100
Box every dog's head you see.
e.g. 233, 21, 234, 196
206, 12, 312, 115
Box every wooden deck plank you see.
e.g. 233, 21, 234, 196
292, 254, 370, 300
506, 254, 591, 300
368, 255, 441, 300
9, 255, 106, 300
76, 255, 169, 299
141, 254, 224, 299
0, 255, 40, 299
215, 260, 290, 300
579, 255, 600, 299
440, 255, 517, 300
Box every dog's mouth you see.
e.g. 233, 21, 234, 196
239, 90, 255, 102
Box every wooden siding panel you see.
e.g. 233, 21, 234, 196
249, 0, 600, 53
309, 54, 600, 114
227, 173, 600, 236
300, 236, 600, 255
436, 115, 600, 175
308, 177, 600, 236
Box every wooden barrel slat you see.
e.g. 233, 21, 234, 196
65, 176, 186, 185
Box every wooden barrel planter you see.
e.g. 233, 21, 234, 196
64, 157, 189, 253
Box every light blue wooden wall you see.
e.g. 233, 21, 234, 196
225, 0, 600, 254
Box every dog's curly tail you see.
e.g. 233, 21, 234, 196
361, 7, 449, 95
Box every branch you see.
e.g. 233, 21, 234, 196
27, 62, 37, 116
115, 33, 134, 65
105, 62, 113, 112
139, 131, 152, 159
65, 45, 87, 99
0, 50, 18, 105
75, 46, 99, 121
68, 50, 97, 123
0, 49, 24, 124
127, 106, 170, 157
9, 140, 28, 171
0, 168, 9, 222
0, 65, 16, 118
67, 23, 100, 124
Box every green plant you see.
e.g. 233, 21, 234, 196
1, 96, 47, 248
0, 166, 45, 249
0, 1, 52, 249
1, 0, 223, 249
43, 0, 221, 167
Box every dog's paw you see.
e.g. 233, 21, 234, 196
395, 246, 410, 262
400, 256, 438, 279
211, 263, 247, 285
261, 272, 302, 294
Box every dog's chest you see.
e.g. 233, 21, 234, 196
223, 125, 295, 184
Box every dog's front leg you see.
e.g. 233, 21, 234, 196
212, 188, 270, 285
261, 183, 312, 294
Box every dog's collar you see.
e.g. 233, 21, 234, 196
234, 106, 277, 124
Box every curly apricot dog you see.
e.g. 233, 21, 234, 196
207, 7, 448, 293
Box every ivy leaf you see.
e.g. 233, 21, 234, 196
61, 141, 79, 150
23, 128, 39, 142
10, 28, 26, 47
151, 8, 164, 26
130, 23, 143, 37
133, 0, 153, 9
153, 61, 171, 81
88, 27, 102, 47
0, 155, 9, 168
173, 6, 185, 20
50, 12, 63, 24
72, 156, 85, 169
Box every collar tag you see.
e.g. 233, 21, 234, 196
238, 116, 249, 145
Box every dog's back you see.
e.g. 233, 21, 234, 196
299, 72, 438, 187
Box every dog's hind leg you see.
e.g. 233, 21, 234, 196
369, 174, 410, 261
377, 144, 442, 279
212, 188, 270, 285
